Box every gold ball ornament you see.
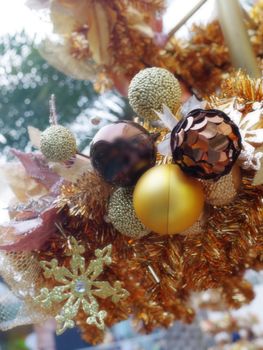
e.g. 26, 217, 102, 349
40, 125, 77, 162
128, 67, 182, 121
202, 165, 241, 206
107, 187, 150, 239
133, 164, 205, 235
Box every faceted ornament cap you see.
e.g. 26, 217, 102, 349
171, 109, 242, 180
40, 125, 77, 162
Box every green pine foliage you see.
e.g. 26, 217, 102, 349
0, 32, 132, 156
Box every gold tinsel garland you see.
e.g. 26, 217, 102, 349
5, 71, 252, 342
3, 2, 263, 337
34, 74, 260, 343
97, 0, 165, 92
54, 0, 165, 92
46, 168, 262, 343
220, 71, 263, 102
31, 0, 263, 98
161, 21, 231, 96
56, 171, 112, 219
0, 73, 261, 344
33, 0, 263, 96
113, 0, 263, 95
128, 0, 165, 12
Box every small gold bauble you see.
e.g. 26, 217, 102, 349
202, 165, 241, 206
107, 187, 150, 239
128, 67, 182, 121
133, 164, 205, 235
40, 125, 77, 162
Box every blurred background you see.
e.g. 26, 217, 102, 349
1, 0, 263, 349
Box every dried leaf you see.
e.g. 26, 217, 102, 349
11, 149, 61, 191
50, 155, 91, 182
253, 145, 263, 186
50, 0, 76, 35
28, 126, 41, 149
154, 104, 178, 130
39, 39, 99, 81
239, 109, 262, 131
212, 95, 263, 172
51, 0, 114, 67
157, 134, 172, 156
246, 130, 263, 144
0, 206, 59, 252
8, 195, 55, 220
0, 163, 48, 203
86, 2, 116, 65
126, 7, 154, 37
128, 0, 165, 13
181, 96, 207, 117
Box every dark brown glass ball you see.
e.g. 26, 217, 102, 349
171, 109, 242, 180
90, 121, 156, 186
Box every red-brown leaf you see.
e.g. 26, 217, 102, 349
11, 149, 61, 191
0, 206, 59, 252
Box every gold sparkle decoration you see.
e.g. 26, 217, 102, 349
250, 0, 263, 60
34, 237, 129, 335
162, 21, 231, 97
128, 0, 165, 13
70, 25, 91, 60
220, 71, 263, 103
6, 165, 263, 345
210, 73, 263, 182
107, 187, 150, 239
22, 71, 263, 344
202, 165, 241, 206
31, 0, 263, 96
162, 0, 263, 97
56, 171, 112, 219
43, 0, 164, 94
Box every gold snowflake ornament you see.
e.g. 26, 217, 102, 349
35, 237, 129, 335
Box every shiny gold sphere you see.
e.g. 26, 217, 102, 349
133, 164, 205, 235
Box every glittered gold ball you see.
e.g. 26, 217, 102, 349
202, 165, 241, 206
40, 125, 77, 162
107, 187, 150, 239
133, 164, 205, 235
128, 67, 182, 121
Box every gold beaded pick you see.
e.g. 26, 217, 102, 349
34, 237, 129, 335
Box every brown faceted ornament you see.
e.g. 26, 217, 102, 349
171, 109, 242, 180
90, 121, 157, 186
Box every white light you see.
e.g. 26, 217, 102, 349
163, 0, 216, 38
0, 0, 52, 37
0, 0, 216, 39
